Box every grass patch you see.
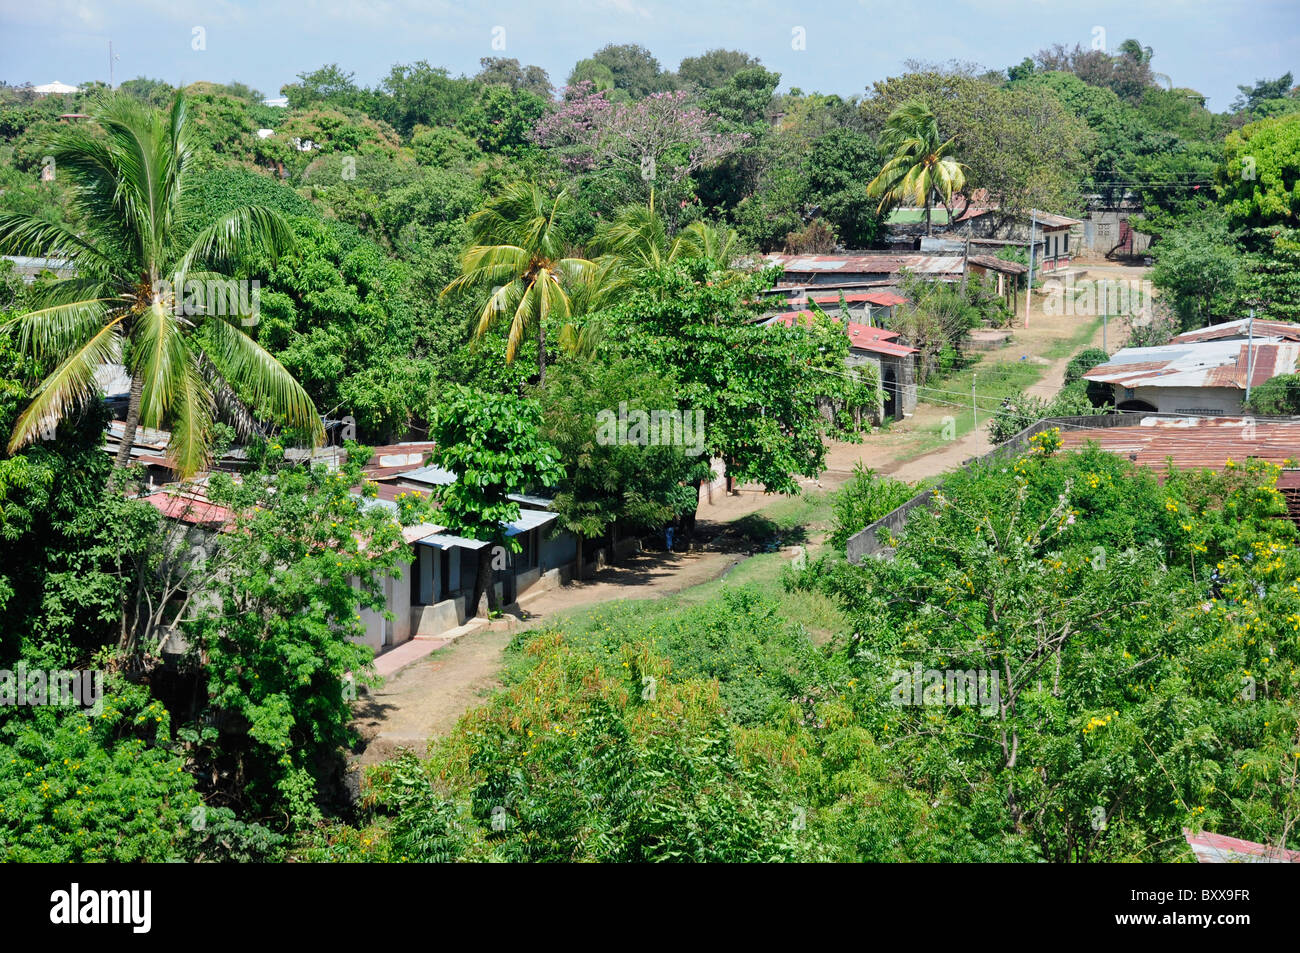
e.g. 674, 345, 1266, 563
899, 315, 1103, 458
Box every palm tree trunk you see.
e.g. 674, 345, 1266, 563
925, 190, 933, 237
110, 371, 145, 488
537, 323, 546, 386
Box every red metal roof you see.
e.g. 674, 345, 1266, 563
1183, 828, 1300, 863
768, 311, 918, 357
140, 492, 233, 527
1057, 417, 1300, 470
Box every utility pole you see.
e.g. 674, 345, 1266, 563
972, 371, 977, 428
108, 40, 118, 88
1245, 308, 1255, 405
1025, 211, 1036, 329
1102, 312, 1107, 352
961, 237, 970, 295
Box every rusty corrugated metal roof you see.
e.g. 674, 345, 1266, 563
1172, 318, 1300, 345
765, 253, 964, 276
967, 254, 1028, 274
1057, 417, 1300, 470
789, 291, 909, 307
1084, 341, 1300, 391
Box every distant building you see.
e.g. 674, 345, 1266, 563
1083, 340, 1300, 414
764, 252, 965, 289
1077, 193, 1152, 257
939, 207, 1082, 273
1, 255, 75, 283
763, 309, 918, 420
32, 80, 80, 96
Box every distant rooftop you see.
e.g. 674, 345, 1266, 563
1171, 318, 1300, 345
1083, 340, 1300, 391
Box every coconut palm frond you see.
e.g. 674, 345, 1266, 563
8, 315, 125, 453
200, 316, 323, 446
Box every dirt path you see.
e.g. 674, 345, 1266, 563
821, 260, 1142, 485
352, 542, 754, 766
351, 261, 1148, 762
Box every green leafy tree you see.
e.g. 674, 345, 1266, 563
678, 50, 763, 91
184, 444, 407, 823
1151, 215, 1242, 330
604, 260, 842, 493
573, 44, 673, 99
1220, 114, 1300, 238
427, 385, 562, 613
537, 355, 703, 570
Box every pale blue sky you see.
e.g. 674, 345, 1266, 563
1, 0, 1296, 111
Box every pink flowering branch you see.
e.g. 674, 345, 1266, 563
532, 84, 746, 183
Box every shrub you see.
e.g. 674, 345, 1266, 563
0, 681, 200, 862
1246, 373, 1300, 416
1065, 347, 1110, 384
988, 382, 1108, 444
829, 464, 915, 548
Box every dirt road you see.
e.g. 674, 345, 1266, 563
351, 260, 1147, 761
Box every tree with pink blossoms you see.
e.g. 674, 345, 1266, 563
533, 82, 746, 209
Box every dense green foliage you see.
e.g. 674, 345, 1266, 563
334, 443, 1300, 862
2, 40, 1297, 864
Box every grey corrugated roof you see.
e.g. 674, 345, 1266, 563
415, 533, 491, 551
505, 510, 557, 536
396, 464, 457, 486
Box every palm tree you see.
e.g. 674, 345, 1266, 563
595, 205, 742, 273
1117, 38, 1172, 89
0, 94, 321, 481
442, 182, 598, 385
867, 100, 967, 237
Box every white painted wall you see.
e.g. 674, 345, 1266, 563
1114, 384, 1245, 416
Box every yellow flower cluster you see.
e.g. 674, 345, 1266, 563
1083, 710, 1119, 735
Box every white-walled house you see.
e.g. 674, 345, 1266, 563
1084, 339, 1300, 415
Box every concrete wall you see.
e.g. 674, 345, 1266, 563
541, 529, 577, 569
1115, 385, 1245, 416
355, 565, 413, 652
1076, 212, 1152, 256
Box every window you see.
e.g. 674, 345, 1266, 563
1063, 232, 1069, 254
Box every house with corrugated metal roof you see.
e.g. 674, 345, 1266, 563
763, 309, 918, 420
764, 252, 966, 290
138, 458, 588, 653
1083, 339, 1300, 415
938, 207, 1083, 273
